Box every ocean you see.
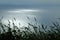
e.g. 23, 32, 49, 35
0, 4, 60, 26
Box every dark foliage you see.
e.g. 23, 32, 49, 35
0, 17, 60, 40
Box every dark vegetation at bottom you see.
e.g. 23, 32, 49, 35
0, 17, 60, 40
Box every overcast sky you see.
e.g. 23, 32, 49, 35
0, 0, 59, 5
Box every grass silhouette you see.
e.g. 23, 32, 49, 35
0, 17, 60, 40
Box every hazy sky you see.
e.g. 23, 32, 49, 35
0, 0, 59, 4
